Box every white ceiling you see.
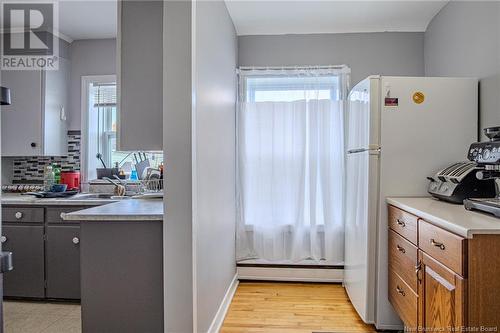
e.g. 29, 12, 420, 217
58, 1, 117, 40
224, 1, 448, 36
2, 0, 117, 41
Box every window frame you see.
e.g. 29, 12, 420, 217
80, 75, 117, 183
242, 74, 341, 103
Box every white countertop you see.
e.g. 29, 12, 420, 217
62, 199, 163, 221
386, 197, 500, 238
1, 193, 116, 206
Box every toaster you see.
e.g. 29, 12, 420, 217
427, 162, 496, 204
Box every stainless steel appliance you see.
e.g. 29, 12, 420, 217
464, 127, 500, 217
427, 161, 496, 203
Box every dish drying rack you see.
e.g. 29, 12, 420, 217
139, 178, 164, 193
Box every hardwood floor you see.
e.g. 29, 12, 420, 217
221, 282, 377, 333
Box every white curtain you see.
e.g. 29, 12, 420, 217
236, 66, 350, 263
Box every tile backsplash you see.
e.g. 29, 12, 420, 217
10, 130, 81, 183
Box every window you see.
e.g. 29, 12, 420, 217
82, 76, 163, 182
243, 75, 340, 102
92, 83, 117, 167
236, 66, 350, 262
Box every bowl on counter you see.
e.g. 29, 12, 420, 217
51, 184, 68, 192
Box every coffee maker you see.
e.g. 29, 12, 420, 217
464, 127, 500, 217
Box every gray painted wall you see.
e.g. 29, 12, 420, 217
118, 1, 163, 151
68, 39, 116, 130
193, 1, 237, 332
163, 1, 193, 332
238, 32, 425, 86
424, 1, 500, 139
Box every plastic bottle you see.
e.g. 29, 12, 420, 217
52, 163, 61, 184
44, 165, 55, 191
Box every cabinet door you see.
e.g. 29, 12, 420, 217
1, 70, 43, 156
2, 225, 45, 297
46, 225, 80, 299
42, 58, 69, 156
419, 251, 466, 332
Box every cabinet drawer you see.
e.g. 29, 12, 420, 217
389, 268, 418, 329
2, 206, 44, 223
46, 206, 89, 223
388, 205, 418, 245
419, 220, 466, 276
389, 229, 418, 292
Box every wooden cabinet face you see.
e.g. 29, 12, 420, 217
419, 252, 465, 332
2, 225, 45, 298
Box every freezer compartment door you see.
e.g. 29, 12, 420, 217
344, 150, 379, 324
346, 77, 380, 151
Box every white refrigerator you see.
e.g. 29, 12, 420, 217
344, 76, 478, 329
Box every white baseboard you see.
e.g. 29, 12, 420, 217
237, 266, 343, 283
207, 273, 239, 333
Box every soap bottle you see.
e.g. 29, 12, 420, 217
52, 163, 61, 184
44, 165, 55, 191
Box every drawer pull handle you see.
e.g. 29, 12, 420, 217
396, 219, 405, 227
415, 260, 422, 282
1, 236, 7, 243
15, 212, 23, 219
396, 244, 406, 253
396, 285, 405, 296
430, 238, 446, 250
72, 237, 80, 245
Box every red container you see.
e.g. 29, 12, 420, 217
60, 171, 80, 190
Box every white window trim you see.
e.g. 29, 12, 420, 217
80, 75, 117, 184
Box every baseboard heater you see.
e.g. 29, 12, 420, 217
237, 263, 344, 283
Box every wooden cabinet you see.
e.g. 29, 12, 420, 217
388, 267, 418, 329
388, 205, 418, 245
419, 220, 466, 276
419, 252, 466, 332
1, 58, 69, 156
388, 205, 500, 332
117, 0, 163, 151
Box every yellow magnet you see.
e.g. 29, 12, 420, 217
413, 92, 425, 104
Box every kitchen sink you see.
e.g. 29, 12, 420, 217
69, 193, 132, 200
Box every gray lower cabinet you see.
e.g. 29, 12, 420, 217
46, 225, 80, 299
1, 204, 93, 299
81, 221, 163, 333
2, 225, 45, 298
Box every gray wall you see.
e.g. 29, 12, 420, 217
162, 1, 193, 332
193, 1, 237, 332
118, 1, 163, 151
68, 39, 116, 130
238, 32, 425, 86
424, 1, 500, 139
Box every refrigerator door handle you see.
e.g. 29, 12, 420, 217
347, 148, 368, 154
347, 146, 381, 154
